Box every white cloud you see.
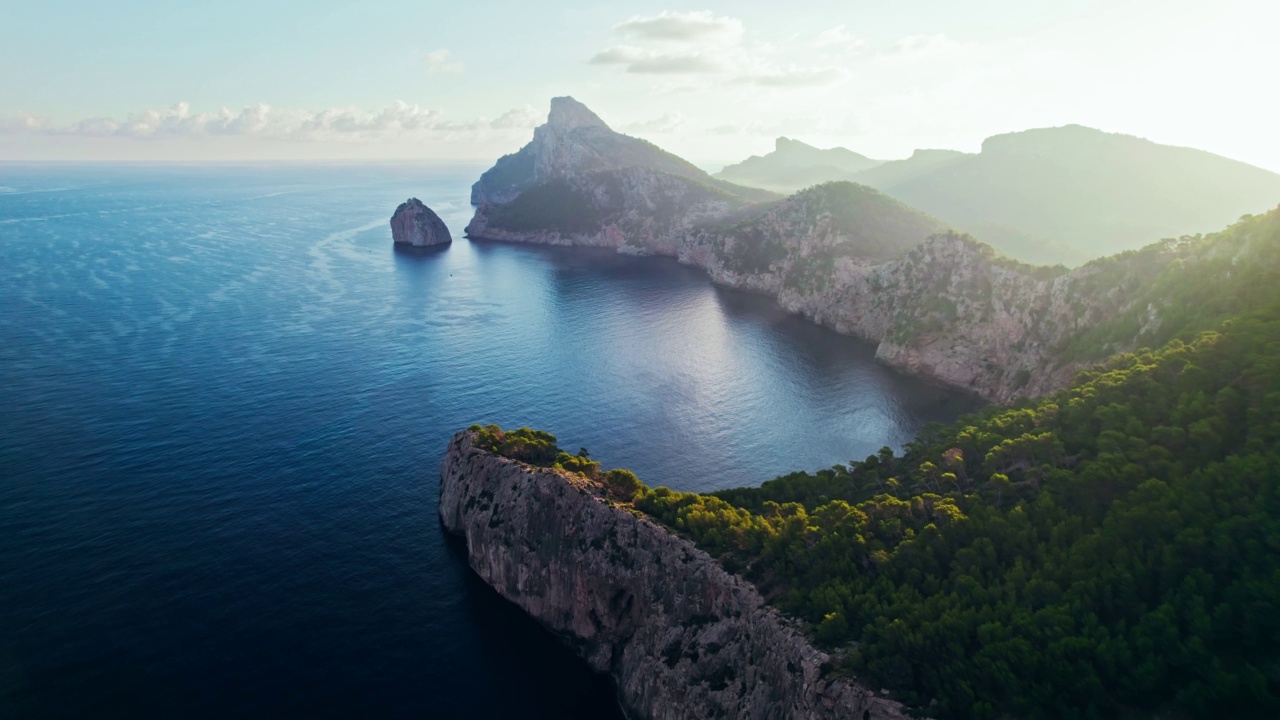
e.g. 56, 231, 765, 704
590, 12, 845, 88
815, 25, 853, 47
815, 25, 870, 56
426, 49, 464, 74
620, 113, 686, 134
0, 101, 542, 143
489, 105, 541, 129
613, 11, 743, 43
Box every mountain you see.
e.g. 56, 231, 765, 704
467, 96, 777, 254
879, 125, 1280, 265
713, 137, 883, 193
848, 148, 967, 190
716, 126, 1280, 266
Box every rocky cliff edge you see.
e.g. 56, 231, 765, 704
439, 429, 916, 720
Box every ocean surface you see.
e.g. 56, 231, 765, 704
0, 164, 980, 719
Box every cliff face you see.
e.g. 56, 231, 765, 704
439, 430, 913, 720
465, 98, 1234, 403
391, 198, 452, 247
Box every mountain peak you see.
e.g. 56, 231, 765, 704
775, 137, 817, 153
546, 96, 610, 132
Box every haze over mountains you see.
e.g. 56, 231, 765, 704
715, 128, 1280, 265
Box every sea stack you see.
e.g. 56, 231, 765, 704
391, 198, 452, 247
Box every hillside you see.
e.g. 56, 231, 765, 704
881, 125, 1280, 265
647, 208, 1280, 718
640, 307, 1280, 719
467, 96, 776, 254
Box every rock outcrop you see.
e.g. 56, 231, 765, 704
391, 198, 452, 247
439, 430, 915, 720
466, 96, 776, 254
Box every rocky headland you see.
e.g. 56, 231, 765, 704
391, 198, 452, 247
438, 429, 915, 720
466, 97, 1271, 403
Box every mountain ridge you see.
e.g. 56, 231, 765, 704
713, 124, 1280, 265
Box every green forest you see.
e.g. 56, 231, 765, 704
469, 210, 1280, 719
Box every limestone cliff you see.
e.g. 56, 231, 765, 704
391, 198, 451, 247
439, 430, 913, 720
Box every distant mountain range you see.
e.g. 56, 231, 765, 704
715, 137, 884, 193
715, 128, 1280, 265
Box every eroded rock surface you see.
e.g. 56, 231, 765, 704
391, 198, 452, 247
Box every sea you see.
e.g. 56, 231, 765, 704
0, 163, 980, 719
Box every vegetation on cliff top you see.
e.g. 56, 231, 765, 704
468, 424, 643, 501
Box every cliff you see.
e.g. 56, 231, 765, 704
391, 198, 452, 247
438, 430, 914, 720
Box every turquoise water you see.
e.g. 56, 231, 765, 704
0, 163, 979, 718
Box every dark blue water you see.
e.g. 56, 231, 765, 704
0, 164, 979, 719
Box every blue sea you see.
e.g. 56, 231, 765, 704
0, 164, 980, 719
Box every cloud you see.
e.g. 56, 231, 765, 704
815, 25, 854, 47
619, 113, 686, 134
590, 12, 846, 88
489, 105, 540, 129
613, 11, 743, 43
590, 46, 724, 74
815, 25, 870, 55
426, 49, 464, 74
891, 34, 958, 57
0, 101, 539, 143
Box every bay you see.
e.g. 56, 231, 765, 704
0, 163, 979, 719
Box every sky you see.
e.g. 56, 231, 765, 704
1, 0, 1278, 170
